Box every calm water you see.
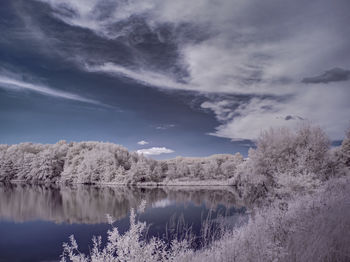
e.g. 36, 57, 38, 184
0, 183, 246, 262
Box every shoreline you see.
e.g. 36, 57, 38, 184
6, 179, 236, 187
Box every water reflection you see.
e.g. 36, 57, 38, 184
0, 183, 243, 224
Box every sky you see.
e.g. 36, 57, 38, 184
0, 0, 349, 159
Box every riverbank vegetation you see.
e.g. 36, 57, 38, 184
1, 125, 348, 190
61, 176, 350, 262
1, 124, 349, 261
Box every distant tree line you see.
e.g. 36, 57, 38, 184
0, 140, 244, 185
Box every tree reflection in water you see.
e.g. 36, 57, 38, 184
0, 183, 244, 224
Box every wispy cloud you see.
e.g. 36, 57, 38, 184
155, 124, 175, 130
85, 63, 189, 91
137, 140, 149, 145
137, 147, 174, 156
0, 72, 101, 105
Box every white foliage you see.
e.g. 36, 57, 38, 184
61, 204, 194, 262
190, 176, 350, 262
248, 124, 331, 178
0, 142, 244, 185
164, 153, 244, 182
236, 124, 341, 203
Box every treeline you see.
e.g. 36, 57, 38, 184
0, 125, 349, 198
0, 140, 244, 184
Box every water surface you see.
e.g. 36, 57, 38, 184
0, 183, 246, 262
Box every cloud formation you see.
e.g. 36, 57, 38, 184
0, 72, 101, 105
155, 124, 175, 130
137, 140, 149, 145
137, 147, 174, 156
36, 0, 350, 94
203, 85, 350, 141
23, 0, 350, 140
86, 63, 188, 91
302, 68, 350, 84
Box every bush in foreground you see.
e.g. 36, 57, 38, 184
61, 202, 194, 262
192, 176, 350, 262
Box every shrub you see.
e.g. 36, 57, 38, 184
61, 202, 194, 262
191, 176, 350, 262
248, 124, 331, 178
241, 124, 334, 200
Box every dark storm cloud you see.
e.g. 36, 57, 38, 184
302, 68, 350, 84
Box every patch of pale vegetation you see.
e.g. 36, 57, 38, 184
0, 141, 244, 185
232, 124, 350, 206
191, 176, 350, 262
61, 201, 196, 262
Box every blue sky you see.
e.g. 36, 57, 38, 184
0, 0, 349, 159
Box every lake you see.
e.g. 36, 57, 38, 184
0, 183, 247, 262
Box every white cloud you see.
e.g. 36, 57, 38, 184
137, 147, 174, 156
201, 100, 237, 122
35, 0, 155, 39
37, 0, 350, 94
32, 0, 350, 140
155, 124, 175, 130
85, 63, 189, 91
0, 72, 101, 105
137, 140, 149, 145
205, 84, 350, 141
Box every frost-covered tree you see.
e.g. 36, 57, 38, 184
294, 125, 331, 176
0, 144, 26, 181
164, 154, 244, 182
248, 125, 331, 179
16, 153, 35, 180
0, 142, 67, 182
127, 157, 152, 184
61, 142, 128, 184
234, 124, 339, 203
